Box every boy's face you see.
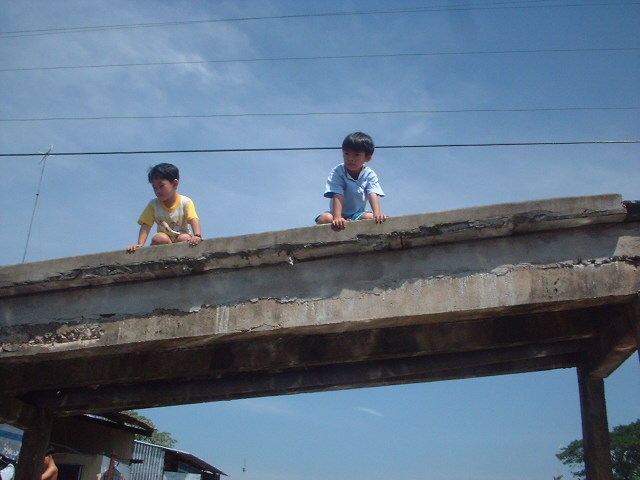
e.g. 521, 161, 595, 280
151, 177, 179, 203
343, 149, 372, 177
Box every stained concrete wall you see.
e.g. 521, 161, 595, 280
2, 193, 637, 480
0, 193, 638, 417
0, 194, 637, 357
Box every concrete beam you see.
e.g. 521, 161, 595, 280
0, 306, 611, 394
1, 212, 638, 359
587, 301, 638, 378
0, 193, 626, 298
0, 395, 41, 430
26, 342, 584, 416
0, 194, 638, 415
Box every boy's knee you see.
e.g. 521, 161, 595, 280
151, 233, 171, 245
175, 233, 192, 243
359, 212, 374, 220
316, 213, 334, 224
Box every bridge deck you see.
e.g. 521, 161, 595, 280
1, 194, 638, 418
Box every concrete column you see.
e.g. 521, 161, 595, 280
577, 365, 612, 480
635, 298, 640, 364
636, 317, 640, 364
15, 409, 52, 480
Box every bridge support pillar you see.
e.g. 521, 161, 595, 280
577, 365, 612, 480
15, 409, 52, 480
635, 297, 640, 364
637, 319, 640, 364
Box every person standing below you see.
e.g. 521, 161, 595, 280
41, 448, 57, 480
128, 163, 202, 252
316, 132, 388, 230
0, 454, 16, 480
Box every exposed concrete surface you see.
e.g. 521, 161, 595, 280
0, 194, 634, 349
0, 194, 638, 416
1, 226, 638, 350
0, 193, 626, 295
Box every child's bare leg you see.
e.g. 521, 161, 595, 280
151, 232, 172, 245
359, 212, 374, 220
316, 213, 334, 225
175, 233, 192, 243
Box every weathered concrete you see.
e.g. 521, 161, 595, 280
578, 365, 613, 480
0, 194, 638, 419
2, 193, 638, 480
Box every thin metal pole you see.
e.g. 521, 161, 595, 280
22, 146, 52, 263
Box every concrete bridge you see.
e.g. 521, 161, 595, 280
1, 193, 639, 480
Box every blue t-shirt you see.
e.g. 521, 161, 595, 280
324, 163, 384, 217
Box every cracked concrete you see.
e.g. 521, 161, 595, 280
1, 191, 639, 472
0, 194, 638, 358
0, 194, 626, 296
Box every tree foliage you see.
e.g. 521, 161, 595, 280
557, 420, 640, 480
125, 410, 178, 449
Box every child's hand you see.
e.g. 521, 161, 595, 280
127, 244, 143, 252
188, 234, 202, 247
332, 217, 347, 230
373, 213, 389, 224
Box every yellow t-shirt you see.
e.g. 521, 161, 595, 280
138, 194, 198, 240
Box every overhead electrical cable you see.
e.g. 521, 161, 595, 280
1, 47, 637, 73
0, 1, 637, 38
1, 107, 637, 123
1, 140, 638, 158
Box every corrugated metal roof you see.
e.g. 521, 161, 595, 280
80, 412, 155, 437
132, 441, 227, 478
130, 441, 165, 480
169, 449, 226, 477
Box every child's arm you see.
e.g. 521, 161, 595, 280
332, 194, 347, 229
127, 224, 152, 252
368, 193, 388, 224
188, 218, 202, 246
41, 460, 58, 480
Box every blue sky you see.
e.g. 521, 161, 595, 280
1, 0, 638, 478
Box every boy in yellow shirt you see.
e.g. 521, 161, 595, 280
127, 163, 202, 252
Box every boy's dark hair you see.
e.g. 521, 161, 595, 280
148, 163, 180, 183
45, 446, 55, 457
342, 132, 375, 156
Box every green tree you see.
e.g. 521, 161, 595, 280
125, 410, 178, 448
556, 419, 640, 480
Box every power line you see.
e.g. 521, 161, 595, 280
1, 1, 637, 38
0, 3, 527, 37
1, 107, 637, 123
2, 47, 637, 73
2, 140, 638, 158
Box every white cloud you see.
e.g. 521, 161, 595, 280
354, 406, 383, 417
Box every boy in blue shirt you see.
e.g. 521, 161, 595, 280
316, 132, 388, 230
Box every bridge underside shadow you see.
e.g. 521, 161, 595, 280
1, 194, 638, 480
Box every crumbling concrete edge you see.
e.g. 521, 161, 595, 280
0, 194, 628, 297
